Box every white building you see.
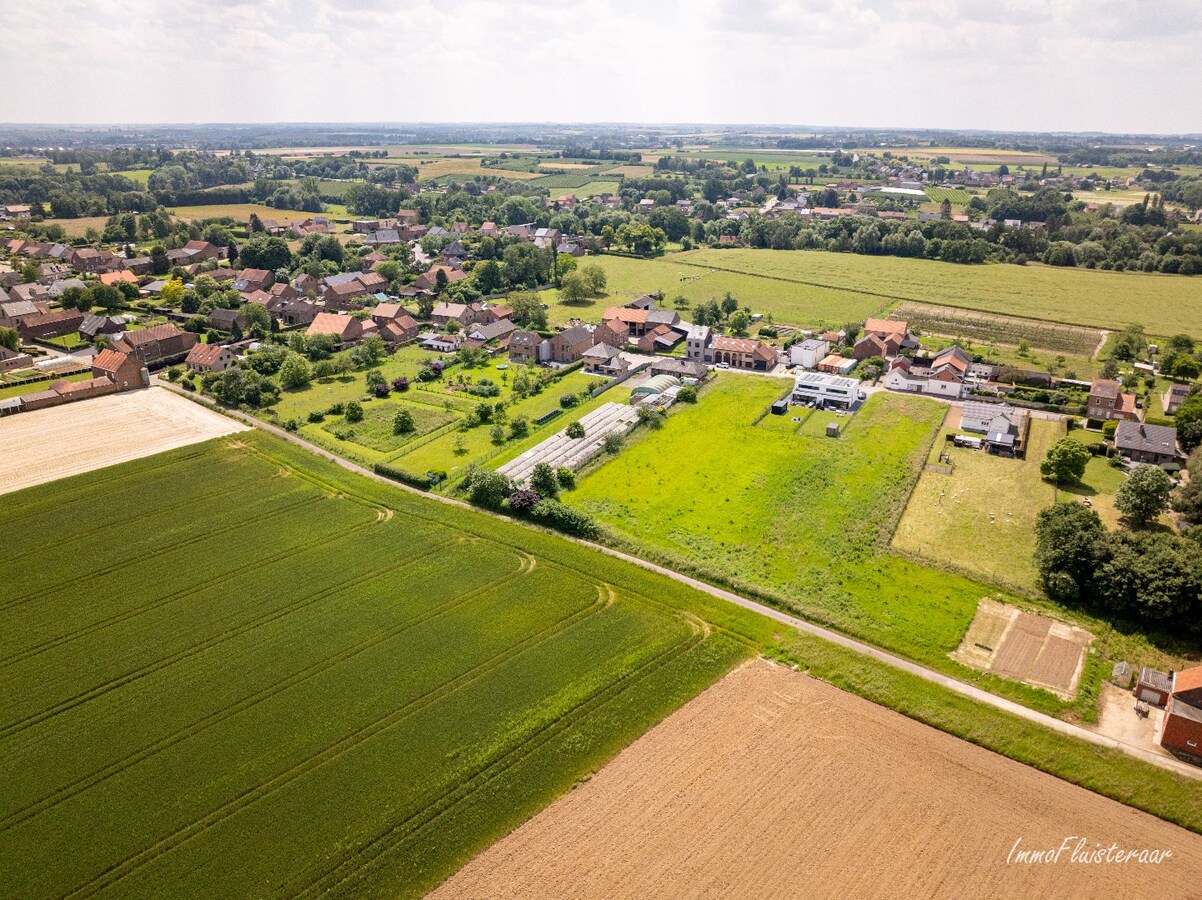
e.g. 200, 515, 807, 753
790, 338, 830, 369
685, 324, 713, 363
792, 371, 860, 409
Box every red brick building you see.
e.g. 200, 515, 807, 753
1161, 666, 1202, 764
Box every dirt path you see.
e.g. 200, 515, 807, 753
154, 379, 1202, 782
434, 660, 1202, 900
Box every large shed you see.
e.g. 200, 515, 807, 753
630, 374, 681, 401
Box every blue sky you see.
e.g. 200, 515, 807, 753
2, 0, 1200, 133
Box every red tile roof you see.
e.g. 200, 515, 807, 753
92, 348, 132, 372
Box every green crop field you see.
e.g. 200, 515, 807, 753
527, 172, 603, 189
0, 432, 767, 898
923, 187, 971, 204
679, 248, 1202, 336
540, 253, 885, 328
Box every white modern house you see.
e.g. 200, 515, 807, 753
790, 338, 830, 369
792, 371, 860, 409
685, 324, 713, 363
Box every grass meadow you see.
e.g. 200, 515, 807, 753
0, 431, 770, 898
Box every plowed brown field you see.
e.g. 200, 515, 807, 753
435, 659, 1202, 900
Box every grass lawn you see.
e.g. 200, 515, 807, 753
111, 168, 152, 186
0, 431, 765, 898
0, 371, 91, 400
893, 415, 1065, 591
681, 248, 1202, 336
923, 187, 971, 204
318, 399, 459, 454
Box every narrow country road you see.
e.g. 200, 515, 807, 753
154, 379, 1202, 783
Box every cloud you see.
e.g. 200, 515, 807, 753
0, 0, 1199, 133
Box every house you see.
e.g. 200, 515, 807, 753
649, 358, 707, 380
470, 303, 513, 326
306, 312, 364, 346
547, 325, 596, 364
960, 401, 1030, 456
111, 323, 197, 367
508, 330, 545, 365
2, 204, 31, 219
1114, 421, 1181, 466
0, 345, 33, 373
370, 303, 419, 343
396, 209, 421, 225
817, 354, 857, 375
602, 306, 650, 336
430, 302, 473, 327
792, 372, 860, 409
98, 270, 138, 287
790, 338, 830, 369
232, 269, 273, 292
556, 240, 585, 257
272, 298, 319, 327
79, 314, 127, 340
882, 347, 971, 400
533, 227, 561, 250
450, 221, 470, 235
323, 279, 370, 310
15, 309, 85, 341
46, 277, 86, 298
414, 264, 467, 293
441, 241, 468, 262
363, 229, 401, 246
1088, 379, 1138, 422
91, 348, 147, 390
467, 319, 516, 344
505, 223, 534, 241
209, 308, 248, 334
1164, 382, 1191, 415
419, 331, 462, 353
1160, 665, 1202, 764
711, 336, 777, 371
69, 248, 122, 274
185, 343, 236, 373
863, 317, 909, 341
582, 343, 630, 376
480, 221, 499, 238
593, 320, 629, 349
685, 324, 713, 363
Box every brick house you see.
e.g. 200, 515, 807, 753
547, 325, 595, 364
1160, 666, 1202, 764
185, 343, 236, 373
710, 335, 778, 371
306, 312, 363, 346
91, 348, 147, 390
1088, 379, 1138, 422
111, 323, 198, 367
1114, 421, 1181, 466
508, 330, 544, 365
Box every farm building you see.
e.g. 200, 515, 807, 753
111, 323, 197, 368
649, 358, 707, 380
792, 372, 859, 409
0, 345, 33, 373
630, 375, 681, 402
710, 335, 777, 371
789, 338, 829, 369
1160, 666, 1202, 764
582, 343, 630, 377
1137, 667, 1173, 707
817, 354, 857, 375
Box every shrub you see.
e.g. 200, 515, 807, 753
677, 385, 698, 403
345, 400, 364, 423
461, 465, 511, 509
529, 500, 600, 538
283, 419, 300, 433
509, 416, 530, 439
507, 488, 541, 514
603, 432, 623, 453
556, 467, 576, 490
1102, 420, 1118, 440
372, 383, 390, 399
328, 402, 345, 415
374, 463, 440, 490
566, 421, 585, 439
393, 408, 416, 435
391, 376, 410, 392
530, 462, 560, 499
307, 410, 325, 423
559, 393, 580, 409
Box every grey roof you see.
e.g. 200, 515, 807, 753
1140, 667, 1173, 691
799, 338, 828, 351
47, 278, 86, 297
1115, 421, 1179, 457
1, 299, 39, 318
583, 342, 622, 360
646, 310, 681, 328
468, 320, 515, 342
554, 325, 593, 345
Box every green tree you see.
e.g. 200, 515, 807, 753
278, 353, 312, 389
1039, 437, 1091, 485
89, 283, 124, 313
509, 291, 547, 330
345, 400, 364, 423
0, 326, 19, 352
160, 277, 185, 307
566, 421, 585, 439
581, 264, 607, 296
393, 408, 416, 435
728, 309, 751, 336
1115, 464, 1173, 527
150, 245, 170, 276
1172, 356, 1201, 381
473, 259, 504, 294
530, 461, 559, 499
559, 270, 593, 304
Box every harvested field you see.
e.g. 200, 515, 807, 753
954, 599, 1093, 699
892, 301, 1104, 355
0, 388, 246, 495
436, 659, 1202, 900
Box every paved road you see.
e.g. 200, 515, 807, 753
156, 378, 1202, 782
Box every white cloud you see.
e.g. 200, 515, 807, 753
0, 0, 1199, 132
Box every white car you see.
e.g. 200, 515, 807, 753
716, 362, 731, 370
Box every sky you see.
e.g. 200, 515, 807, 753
3, 0, 1201, 134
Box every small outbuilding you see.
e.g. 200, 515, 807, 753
1136, 667, 1173, 707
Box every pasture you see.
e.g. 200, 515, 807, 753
0, 430, 762, 899
544, 180, 621, 199
436, 660, 1202, 898
681, 248, 1202, 335
565, 376, 1064, 706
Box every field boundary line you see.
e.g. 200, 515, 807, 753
154, 381, 1202, 783
0, 537, 532, 832
66, 581, 613, 898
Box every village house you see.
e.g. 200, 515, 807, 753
69, 247, 122, 275
792, 371, 859, 409
90, 347, 146, 391
209, 308, 248, 334
1163, 382, 1191, 415
306, 312, 364, 346
685, 324, 713, 363
396, 209, 421, 225
419, 331, 462, 353
593, 319, 629, 349
363, 229, 401, 246
232, 269, 273, 292
882, 345, 971, 399
582, 343, 630, 377
508, 330, 545, 365
467, 319, 516, 344
710, 335, 778, 371
1160, 665, 1202, 764
185, 343, 236, 374
430, 301, 474, 327
271, 298, 319, 327
1088, 378, 1138, 422
637, 323, 683, 353
323, 278, 370, 310
470, 303, 513, 326
15, 308, 85, 341
370, 303, 420, 343
1114, 421, 1181, 466
414, 264, 467, 293
959, 400, 1030, 456
111, 322, 197, 367
547, 325, 596, 364
480, 221, 499, 238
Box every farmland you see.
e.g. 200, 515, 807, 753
891, 302, 1104, 356
923, 186, 971, 204
679, 248, 1202, 335
167, 203, 323, 224
0, 430, 766, 899
436, 660, 1202, 898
